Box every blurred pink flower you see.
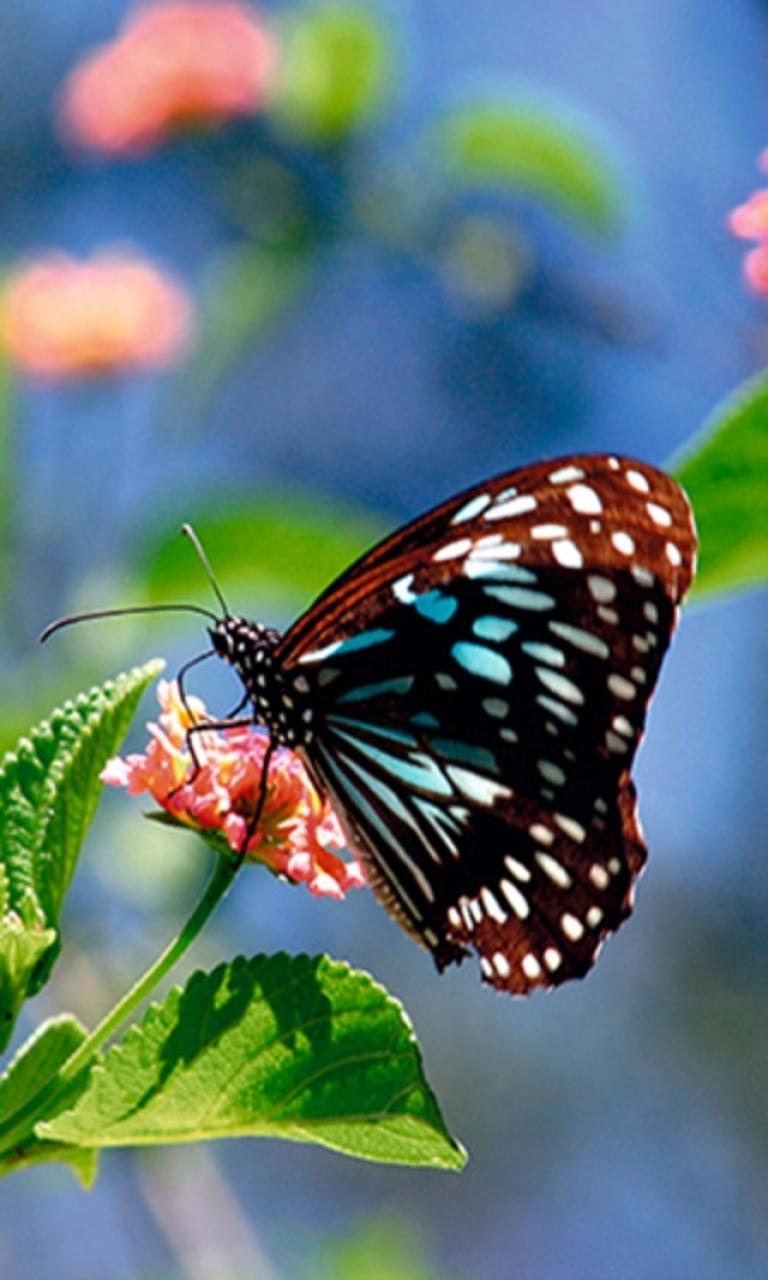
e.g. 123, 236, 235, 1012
727, 155, 768, 296
0, 249, 194, 379
742, 242, 768, 294
729, 190, 768, 241
59, 2, 278, 155
101, 680, 365, 900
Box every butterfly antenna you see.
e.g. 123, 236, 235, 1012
181, 523, 230, 617
39, 602, 219, 644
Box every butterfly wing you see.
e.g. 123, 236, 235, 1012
275, 454, 696, 993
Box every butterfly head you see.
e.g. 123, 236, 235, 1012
208, 615, 313, 747
209, 615, 281, 675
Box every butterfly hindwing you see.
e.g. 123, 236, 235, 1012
269, 454, 696, 993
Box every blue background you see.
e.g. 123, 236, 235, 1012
0, 1, 767, 1277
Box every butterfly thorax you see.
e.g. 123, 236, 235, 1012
209, 616, 313, 747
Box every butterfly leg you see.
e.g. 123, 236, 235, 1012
235, 736, 277, 868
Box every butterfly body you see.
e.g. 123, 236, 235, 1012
210, 454, 696, 995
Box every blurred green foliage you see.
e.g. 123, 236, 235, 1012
315, 1217, 450, 1280
142, 491, 388, 613
432, 95, 627, 236
271, 2, 395, 143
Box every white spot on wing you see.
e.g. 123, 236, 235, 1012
433, 538, 473, 562
392, 573, 417, 604
567, 483, 603, 515
626, 468, 650, 493
538, 760, 566, 786
452, 493, 492, 523
468, 541, 522, 561
587, 574, 617, 603
521, 953, 541, 980
535, 851, 572, 888
611, 531, 635, 556
505, 855, 531, 882
647, 501, 672, 528
535, 667, 585, 705
500, 878, 530, 918
445, 766, 512, 806
554, 813, 587, 842
529, 822, 554, 846
548, 620, 610, 659
493, 951, 512, 979
552, 539, 584, 569
589, 863, 610, 890
561, 912, 585, 942
485, 494, 538, 520
531, 523, 569, 539
597, 606, 620, 625
608, 673, 636, 700
481, 887, 508, 924
549, 465, 585, 484
536, 694, 579, 726
631, 565, 655, 588
666, 541, 683, 566
298, 639, 342, 664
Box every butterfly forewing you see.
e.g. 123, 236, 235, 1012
272, 454, 696, 993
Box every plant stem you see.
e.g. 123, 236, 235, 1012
59, 853, 239, 1084
0, 853, 239, 1151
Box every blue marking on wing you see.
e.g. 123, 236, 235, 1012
451, 642, 513, 685
334, 628, 396, 655
337, 676, 415, 704
411, 712, 441, 729
412, 798, 462, 856
327, 715, 419, 748
429, 737, 500, 773
329, 729, 453, 795
413, 590, 458, 624
314, 743, 431, 912
472, 615, 518, 642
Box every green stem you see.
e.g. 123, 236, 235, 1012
0, 853, 239, 1151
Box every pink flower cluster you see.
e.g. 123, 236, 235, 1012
729, 152, 768, 295
0, 249, 193, 379
59, 2, 278, 156
101, 680, 365, 900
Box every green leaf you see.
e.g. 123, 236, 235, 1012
0, 661, 163, 1045
0, 1015, 97, 1185
142, 497, 387, 614
672, 372, 768, 599
40, 953, 466, 1170
0, 872, 56, 1054
431, 93, 627, 236
271, 2, 394, 143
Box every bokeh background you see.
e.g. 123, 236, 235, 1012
1, 0, 767, 1277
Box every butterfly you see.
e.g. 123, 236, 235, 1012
200, 454, 697, 995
